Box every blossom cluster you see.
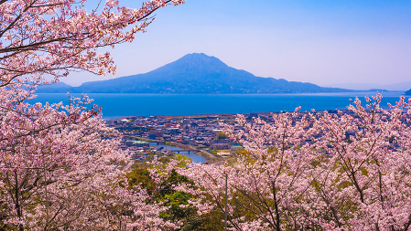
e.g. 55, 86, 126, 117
177, 94, 411, 230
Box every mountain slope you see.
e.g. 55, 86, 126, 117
37, 82, 73, 93
40, 53, 349, 94
406, 89, 411, 95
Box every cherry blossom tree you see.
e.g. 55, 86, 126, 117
0, 0, 185, 230
305, 94, 411, 230
177, 94, 411, 230
177, 109, 322, 230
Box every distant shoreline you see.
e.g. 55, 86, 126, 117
105, 110, 353, 121
36, 90, 402, 95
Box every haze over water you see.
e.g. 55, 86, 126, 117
34, 92, 408, 119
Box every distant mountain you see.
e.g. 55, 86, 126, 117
37, 82, 73, 93
323, 81, 411, 91
406, 89, 411, 95
39, 53, 349, 94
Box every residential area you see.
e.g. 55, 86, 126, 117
106, 113, 272, 162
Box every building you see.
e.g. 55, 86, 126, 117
125, 140, 149, 147
230, 144, 243, 151
211, 142, 230, 150
166, 128, 180, 134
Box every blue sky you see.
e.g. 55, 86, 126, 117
65, 0, 411, 87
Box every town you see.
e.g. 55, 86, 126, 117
106, 113, 276, 163
106, 110, 360, 163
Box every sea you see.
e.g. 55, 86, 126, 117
33, 91, 409, 120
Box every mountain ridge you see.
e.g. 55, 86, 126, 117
39, 53, 349, 94
323, 81, 411, 91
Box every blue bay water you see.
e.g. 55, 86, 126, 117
33, 92, 409, 119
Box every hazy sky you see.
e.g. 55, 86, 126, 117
64, 0, 411, 87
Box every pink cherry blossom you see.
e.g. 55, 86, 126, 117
0, 0, 185, 230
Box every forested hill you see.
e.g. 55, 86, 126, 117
38, 53, 349, 94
